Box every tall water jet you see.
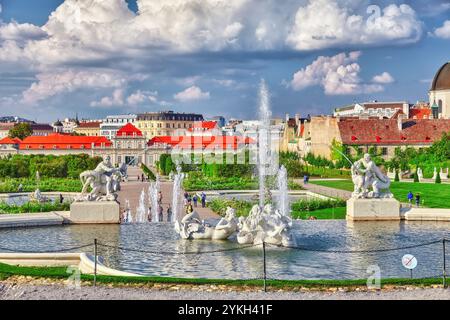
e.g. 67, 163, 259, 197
135, 188, 147, 223
149, 176, 161, 222
257, 79, 272, 208
124, 199, 133, 223
276, 165, 290, 217
171, 165, 184, 223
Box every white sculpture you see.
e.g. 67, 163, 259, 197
236, 204, 294, 247
351, 153, 392, 199
417, 167, 423, 181
29, 189, 50, 203
432, 167, 438, 180
76, 156, 127, 202
174, 207, 238, 240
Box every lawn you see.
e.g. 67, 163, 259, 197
291, 206, 346, 220
0, 262, 444, 289
310, 180, 450, 208
208, 198, 346, 220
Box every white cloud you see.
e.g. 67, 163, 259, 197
22, 70, 128, 104
289, 51, 384, 95
126, 90, 158, 105
90, 88, 125, 107
372, 72, 395, 84
174, 86, 210, 102
0, 20, 47, 41
212, 79, 237, 87
433, 20, 450, 39
91, 89, 158, 107
286, 1, 422, 51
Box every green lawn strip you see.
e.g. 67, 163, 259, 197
0, 263, 442, 288
0, 201, 71, 214
292, 207, 347, 220
310, 180, 450, 208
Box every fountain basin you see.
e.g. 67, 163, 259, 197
1, 220, 449, 280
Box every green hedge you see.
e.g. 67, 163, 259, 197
0, 178, 82, 193
0, 154, 102, 179
209, 197, 345, 219
0, 201, 71, 214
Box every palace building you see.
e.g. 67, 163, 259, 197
429, 62, 450, 119
135, 111, 204, 139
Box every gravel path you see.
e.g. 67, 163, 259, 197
1, 280, 450, 300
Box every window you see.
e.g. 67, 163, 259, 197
381, 147, 388, 156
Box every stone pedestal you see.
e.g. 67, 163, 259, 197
346, 198, 401, 221
70, 201, 120, 224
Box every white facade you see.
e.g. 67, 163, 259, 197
334, 102, 409, 118
429, 89, 450, 119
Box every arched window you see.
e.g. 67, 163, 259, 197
438, 100, 443, 114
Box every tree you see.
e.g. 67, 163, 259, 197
8, 123, 33, 140
436, 172, 441, 184
394, 170, 400, 182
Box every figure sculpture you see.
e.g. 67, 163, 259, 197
351, 153, 392, 199
76, 156, 127, 201
236, 204, 294, 246
174, 207, 238, 240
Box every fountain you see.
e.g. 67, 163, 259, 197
174, 80, 294, 246
257, 80, 272, 208
171, 165, 184, 223
124, 200, 133, 223
149, 176, 161, 222
135, 188, 147, 223
276, 165, 289, 217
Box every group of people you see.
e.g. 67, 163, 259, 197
183, 191, 206, 215
407, 191, 422, 207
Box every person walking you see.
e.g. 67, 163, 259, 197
167, 205, 172, 222
407, 191, 413, 207
201, 192, 206, 208
415, 193, 421, 208
59, 193, 64, 204
192, 194, 198, 207
18, 183, 23, 192
141, 173, 145, 182
158, 204, 164, 222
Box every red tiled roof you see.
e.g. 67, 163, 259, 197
18, 133, 112, 150
116, 123, 142, 137
0, 137, 21, 144
77, 122, 101, 128
339, 119, 450, 145
148, 135, 254, 150
187, 121, 218, 132
409, 108, 432, 119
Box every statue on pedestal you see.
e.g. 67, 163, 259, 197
76, 156, 127, 202
351, 154, 392, 199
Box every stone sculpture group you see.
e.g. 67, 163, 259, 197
351, 153, 392, 199
76, 156, 127, 202
174, 204, 295, 247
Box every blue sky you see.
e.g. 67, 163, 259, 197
0, 0, 449, 122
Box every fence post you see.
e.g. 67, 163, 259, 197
443, 239, 447, 289
262, 241, 267, 293
94, 238, 97, 287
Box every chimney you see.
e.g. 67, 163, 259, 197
397, 113, 404, 131
294, 113, 300, 125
